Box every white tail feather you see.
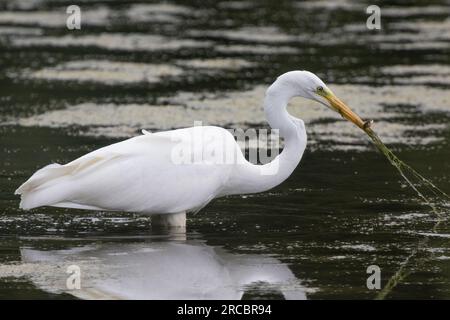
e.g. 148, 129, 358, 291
16, 154, 122, 210
15, 163, 73, 210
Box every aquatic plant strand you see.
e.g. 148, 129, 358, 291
365, 128, 449, 215
375, 218, 444, 300
363, 127, 448, 299
375, 237, 427, 300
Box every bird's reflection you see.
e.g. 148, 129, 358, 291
20, 233, 306, 300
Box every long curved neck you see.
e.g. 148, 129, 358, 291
225, 80, 307, 195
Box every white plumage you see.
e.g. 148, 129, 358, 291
16, 127, 238, 213
15, 71, 365, 227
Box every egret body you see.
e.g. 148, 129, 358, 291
15, 71, 366, 227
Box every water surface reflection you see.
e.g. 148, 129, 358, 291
19, 234, 305, 300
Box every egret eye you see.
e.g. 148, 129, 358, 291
317, 86, 324, 93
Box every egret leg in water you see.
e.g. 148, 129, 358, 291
152, 212, 186, 229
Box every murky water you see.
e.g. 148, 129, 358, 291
1, 0, 449, 299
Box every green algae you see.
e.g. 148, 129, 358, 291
364, 126, 449, 300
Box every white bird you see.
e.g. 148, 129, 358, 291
15, 71, 367, 228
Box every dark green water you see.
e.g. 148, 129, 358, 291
0, 0, 449, 299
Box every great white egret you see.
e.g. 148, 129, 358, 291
15, 71, 368, 227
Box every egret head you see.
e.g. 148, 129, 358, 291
275, 71, 371, 131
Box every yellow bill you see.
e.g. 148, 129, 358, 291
317, 87, 372, 132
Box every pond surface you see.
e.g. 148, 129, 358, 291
0, 0, 449, 299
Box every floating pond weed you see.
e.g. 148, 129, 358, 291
363, 124, 449, 299
364, 126, 449, 215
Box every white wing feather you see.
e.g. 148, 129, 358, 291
16, 127, 238, 214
